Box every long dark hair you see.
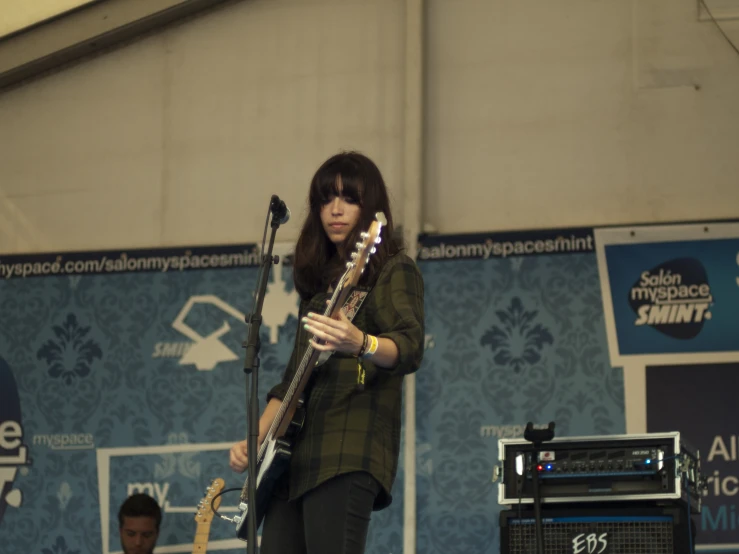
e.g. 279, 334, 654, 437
293, 151, 400, 299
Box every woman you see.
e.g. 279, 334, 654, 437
229, 151, 425, 554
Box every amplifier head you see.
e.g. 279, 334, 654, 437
495, 431, 703, 513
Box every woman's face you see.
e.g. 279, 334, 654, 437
320, 179, 361, 247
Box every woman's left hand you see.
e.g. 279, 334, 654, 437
302, 309, 363, 356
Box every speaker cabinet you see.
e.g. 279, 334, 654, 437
500, 503, 695, 554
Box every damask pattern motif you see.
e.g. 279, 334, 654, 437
36, 313, 102, 385
480, 297, 554, 372
41, 536, 80, 554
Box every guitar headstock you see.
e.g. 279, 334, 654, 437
194, 477, 225, 525
344, 212, 386, 287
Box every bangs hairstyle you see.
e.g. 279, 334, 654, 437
293, 151, 400, 299
311, 166, 363, 209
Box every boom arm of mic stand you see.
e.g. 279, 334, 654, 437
241, 214, 283, 554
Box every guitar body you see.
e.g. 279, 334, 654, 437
235, 402, 305, 540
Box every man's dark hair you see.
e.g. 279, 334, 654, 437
118, 493, 162, 530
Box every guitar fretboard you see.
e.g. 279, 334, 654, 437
192, 520, 211, 551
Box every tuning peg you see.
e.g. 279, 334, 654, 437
370, 247, 376, 254
355, 241, 363, 250
345, 261, 353, 269
360, 232, 369, 239
375, 236, 382, 244
350, 252, 358, 259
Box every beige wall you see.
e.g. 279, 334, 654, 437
1, 0, 737, 253
0, 0, 407, 253
425, 0, 739, 234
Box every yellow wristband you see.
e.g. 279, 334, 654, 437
362, 335, 378, 358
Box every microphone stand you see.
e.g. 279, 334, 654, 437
241, 199, 287, 554
523, 421, 555, 554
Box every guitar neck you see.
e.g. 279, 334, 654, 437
260, 212, 385, 450
267, 283, 354, 441
192, 520, 212, 553
266, 347, 316, 443
192, 477, 223, 553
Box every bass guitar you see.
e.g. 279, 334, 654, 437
234, 212, 386, 541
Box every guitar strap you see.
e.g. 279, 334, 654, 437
340, 287, 369, 321
314, 286, 371, 366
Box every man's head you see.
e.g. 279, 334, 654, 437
118, 493, 162, 554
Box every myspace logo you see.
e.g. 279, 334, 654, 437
152, 252, 300, 371
629, 258, 713, 339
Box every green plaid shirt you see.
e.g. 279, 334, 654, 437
268, 252, 425, 510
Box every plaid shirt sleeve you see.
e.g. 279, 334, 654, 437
372, 253, 425, 376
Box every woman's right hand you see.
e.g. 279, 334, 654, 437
229, 440, 249, 473
229, 398, 282, 473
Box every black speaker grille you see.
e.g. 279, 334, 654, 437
506, 517, 674, 554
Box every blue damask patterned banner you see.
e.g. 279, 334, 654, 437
0, 243, 405, 553
0, 228, 625, 554
415, 228, 624, 553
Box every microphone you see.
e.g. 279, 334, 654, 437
270, 195, 290, 224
